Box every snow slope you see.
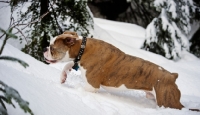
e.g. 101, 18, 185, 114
0, 18, 200, 115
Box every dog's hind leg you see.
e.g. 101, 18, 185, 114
154, 83, 183, 109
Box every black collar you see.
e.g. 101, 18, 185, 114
72, 37, 87, 70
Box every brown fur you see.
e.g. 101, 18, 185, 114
78, 38, 183, 109
50, 34, 79, 60
47, 32, 196, 110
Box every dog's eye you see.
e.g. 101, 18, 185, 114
50, 46, 55, 51
50, 46, 55, 56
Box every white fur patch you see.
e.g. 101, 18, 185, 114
152, 87, 156, 99
50, 36, 57, 45
60, 51, 73, 62
147, 87, 157, 101
43, 46, 54, 61
79, 64, 99, 92
158, 67, 162, 70
101, 84, 131, 92
60, 61, 75, 83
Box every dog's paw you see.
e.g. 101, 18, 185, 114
60, 61, 74, 84
60, 71, 67, 84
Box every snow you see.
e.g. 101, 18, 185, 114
0, 18, 200, 115
145, 0, 196, 60
0, 2, 31, 49
154, 0, 195, 35
168, 0, 177, 19
1, 6, 200, 115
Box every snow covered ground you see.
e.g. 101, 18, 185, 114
0, 19, 200, 115
0, 7, 200, 115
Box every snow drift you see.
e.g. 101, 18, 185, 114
0, 18, 200, 115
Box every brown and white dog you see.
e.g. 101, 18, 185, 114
43, 31, 198, 111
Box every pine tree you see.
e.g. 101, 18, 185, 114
0, 2, 34, 113
15, 0, 93, 61
117, 0, 159, 28
88, 0, 159, 28
142, 0, 199, 60
0, 81, 33, 115
190, 26, 200, 58
190, 0, 200, 58
0, 28, 33, 115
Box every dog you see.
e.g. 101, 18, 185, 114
43, 31, 199, 111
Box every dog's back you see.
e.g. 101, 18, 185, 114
80, 38, 183, 109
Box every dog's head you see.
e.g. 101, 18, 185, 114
43, 31, 79, 63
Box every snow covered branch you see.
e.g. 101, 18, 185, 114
0, 11, 49, 41
142, 0, 198, 60
0, 81, 33, 115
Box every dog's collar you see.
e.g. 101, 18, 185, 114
72, 36, 87, 70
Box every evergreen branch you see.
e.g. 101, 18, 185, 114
0, 28, 17, 39
0, 34, 9, 55
40, 11, 50, 20
0, 28, 17, 41
13, 27, 28, 43
140, 2, 153, 24
0, 81, 34, 115
0, 28, 17, 55
0, 33, 6, 40
9, 11, 49, 30
0, 88, 5, 93
0, 11, 49, 40
49, 1, 63, 34
13, 11, 49, 36
129, 2, 138, 23
0, 95, 9, 109
9, 9, 15, 27
0, 56, 29, 68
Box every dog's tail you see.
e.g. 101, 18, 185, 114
171, 73, 178, 82
172, 73, 178, 79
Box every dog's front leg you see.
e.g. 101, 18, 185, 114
60, 61, 74, 83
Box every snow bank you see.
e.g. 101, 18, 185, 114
0, 18, 200, 115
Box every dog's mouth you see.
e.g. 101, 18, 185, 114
44, 58, 57, 64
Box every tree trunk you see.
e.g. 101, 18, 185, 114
40, 0, 49, 49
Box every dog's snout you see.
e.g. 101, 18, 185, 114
43, 47, 48, 52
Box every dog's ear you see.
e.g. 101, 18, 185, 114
63, 37, 76, 47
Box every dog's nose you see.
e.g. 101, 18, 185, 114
43, 47, 48, 52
